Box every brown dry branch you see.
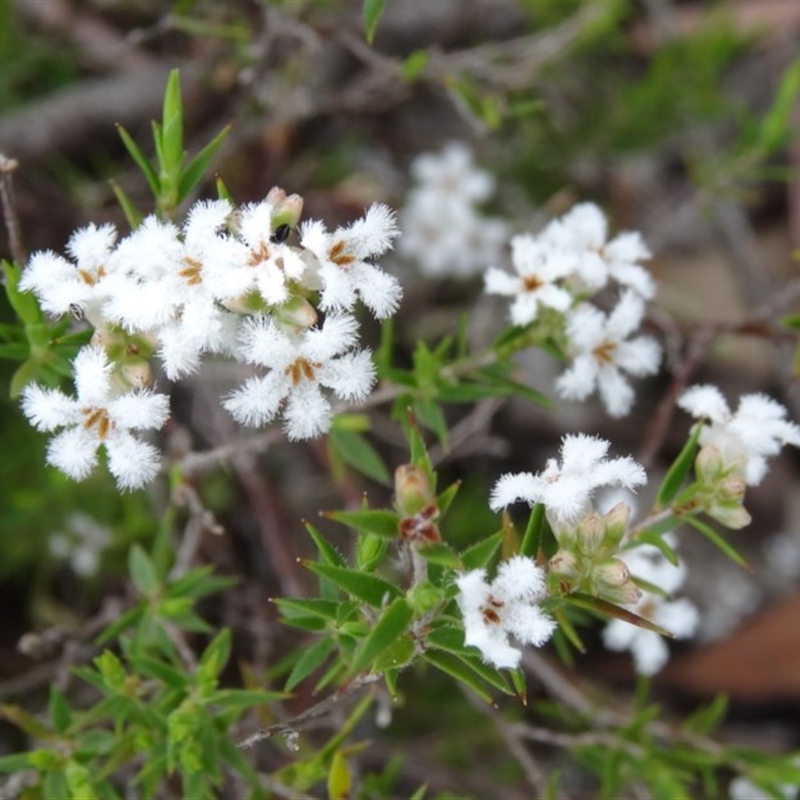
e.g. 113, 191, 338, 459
0, 154, 26, 266
236, 673, 380, 750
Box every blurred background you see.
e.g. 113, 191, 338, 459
1, 0, 800, 796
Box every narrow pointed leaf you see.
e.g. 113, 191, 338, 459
110, 181, 143, 229
363, 0, 386, 43
304, 522, 347, 567
437, 480, 461, 516
460, 530, 503, 570
349, 597, 413, 675
563, 592, 673, 637
684, 515, 749, 568
520, 503, 545, 558
178, 124, 231, 202
117, 125, 159, 196
129, 545, 159, 596
303, 562, 401, 608
329, 427, 392, 485
657, 423, 703, 507
324, 509, 399, 539
285, 637, 336, 691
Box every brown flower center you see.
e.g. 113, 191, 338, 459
82, 407, 113, 440
178, 256, 203, 286
329, 240, 355, 268
285, 357, 320, 385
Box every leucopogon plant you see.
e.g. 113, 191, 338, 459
3, 69, 800, 800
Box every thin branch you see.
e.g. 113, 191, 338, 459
0, 154, 25, 266
236, 673, 380, 750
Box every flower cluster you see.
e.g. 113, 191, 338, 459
485, 203, 660, 417
19, 189, 402, 488
398, 142, 509, 279
483, 433, 699, 675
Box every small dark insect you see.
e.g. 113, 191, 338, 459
270, 224, 292, 244
69, 303, 85, 321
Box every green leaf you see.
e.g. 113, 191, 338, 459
304, 522, 347, 568
48, 686, 72, 734
363, 0, 386, 43
304, 562, 401, 608
417, 542, 461, 568
0, 753, 34, 773
328, 749, 352, 800
421, 651, 493, 703
2, 260, 43, 325
198, 629, 232, 683
372, 634, 415, 672
520, 503, 545, 558
682, 694, 728, 735
437, 480, 461, 517
460, 531, 503, 570
132, 655, 188, 690
286, 637, 337, 692
758, 57, 800, 153
350, 597, 414, 675
117, 125, 159, 197
110, 180, 143, 229
96, 605, 144, 646
0, 342, 29, 360
165, 566, 235, 600
272, 597, 340, 621
178, 124, 231, 203
402, 49, 430, 81
129, 545, 160, 596
684, 515, 749, 568
206, 688, 282, 711
632, 530, 680, 566
160, 69, 185, 174
656, 423, 703, 507
324, 509, 399, 539
329, 427, 392, 485
563, 593, 673, 637
413, 398, 448, 448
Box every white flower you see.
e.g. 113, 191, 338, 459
602, 540, 699, 676
409, 142, 496, 203
456, 555, 555, 669
104, 202, 243, 378
227, 199, 308, 306
490, 433, 647, 527
20, 346, 170, 490
556, 291, 661, 417
300, 203, 402, 319
678, 384, 800, 485
49, 512, 111, 577
223, 314, 375, 439
541, 202, 656, 299
19, 223, 118, 322
400, 188, 509, 279
398, 143, 510, 279
484, 234, 573, 325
